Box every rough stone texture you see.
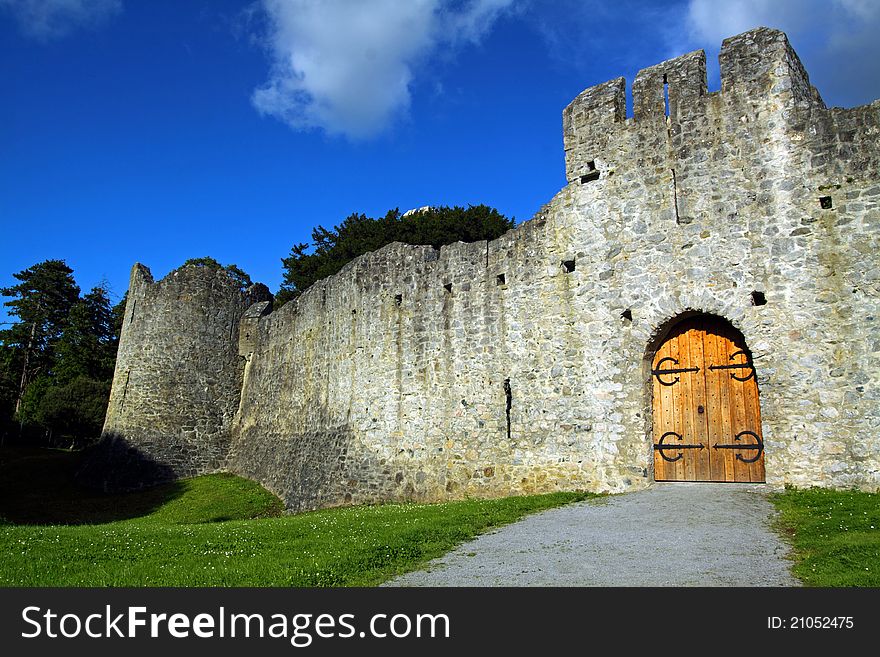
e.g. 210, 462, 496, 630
102, 28, 879, 506
92, 263, 271, 488
386, 484, 799, 587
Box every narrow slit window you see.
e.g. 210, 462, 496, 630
562, 259, 576, 273
496, 273, 506, 286
819, 196, 833, 209
394, 294, 402, 306
751, 291, 767, 306
503, 378, 512, 441
621, 309, 633, 322
443, 283, 453, 293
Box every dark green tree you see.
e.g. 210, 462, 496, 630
111, 292, 126, 342
182, 257, 252, 289
278, 205, 514, 303
0, 344, 21, 444
35, 376, 111, 447
54, 285, 117, 385
15, 373, 52, 432
0, 260, 80, 415
0, 263, 125, 446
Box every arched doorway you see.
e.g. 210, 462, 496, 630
651, 315, 765, 482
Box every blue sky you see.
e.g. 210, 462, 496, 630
2, 0, 879, 321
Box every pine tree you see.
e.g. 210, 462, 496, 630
181, 257, 253, 289
0, 260, 80, 414
54, 285, 116, 385
0, 263, 126, 445
278, 205, 515, 303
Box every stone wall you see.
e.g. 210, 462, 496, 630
90, 262, 270, 488
102, 27, 879, 505
558, 27, 880, 492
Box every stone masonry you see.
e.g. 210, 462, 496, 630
97, 28, 879, 509
95, 263, 271, 486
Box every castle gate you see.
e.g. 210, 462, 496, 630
651, 316, 765, 483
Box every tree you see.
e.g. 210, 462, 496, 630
0, 344, 20, 444
181, 257, 252, 289
35, 376, 111, 448
278, 205, 515, 303
0, 260, 80, 414
54, 285, 117, 385
111, 292, 126, 345
0, 263, 125, 446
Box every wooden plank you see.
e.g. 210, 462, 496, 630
716, 327, 736, 482
652, 339, 662, 479
689, 321, 710, 481
738, 336, 755, 483
700, 324, 714, 481
679, 324, 694, 481
663, 334, 675, 482
652, 349, 662, 480
657, 334, 675, 481
653, 333, 676, 481
754, 375, 766, 482
677, 320, 704, 481
703, 326, 724, 481
652, 341, 665, 480
662, 335, 679, 482
740, 344, 766, 483
667, 330, 687, 481
727, 327, 751, 483
673, 327, 690, 481
670, 328, 684, 481
751, 379, 766, 482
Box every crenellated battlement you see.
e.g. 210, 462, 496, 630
563, 27, 822, 183
718, 27, 820, 104
632, 49, 706, 122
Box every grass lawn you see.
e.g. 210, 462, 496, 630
770, 487, 880, 587
0, 447, 593, 586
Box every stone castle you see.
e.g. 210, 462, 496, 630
93, 28, 879, 511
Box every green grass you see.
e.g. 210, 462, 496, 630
0, 448, 593, 586
770, 487, 880, 587
0, 447, 283, 525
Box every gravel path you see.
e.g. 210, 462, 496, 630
386, 483, 799, 586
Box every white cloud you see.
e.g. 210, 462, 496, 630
0, 0, 121, 41
686, 0, 826, 44
446, 0, 513, 43
685, 0, 880, 106
252, 0, 514, 139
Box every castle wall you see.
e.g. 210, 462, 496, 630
228, 28, 878, 509
229, 220, 626, 512
93, 263, 271, 488
102, 28, 879, 506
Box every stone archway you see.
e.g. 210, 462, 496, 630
650, 314, 765, 482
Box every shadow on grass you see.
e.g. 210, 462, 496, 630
0, 446, 185, 526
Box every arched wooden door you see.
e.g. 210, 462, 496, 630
652, 316, 765, 482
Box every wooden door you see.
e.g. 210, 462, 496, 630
652, 316, 765, 482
